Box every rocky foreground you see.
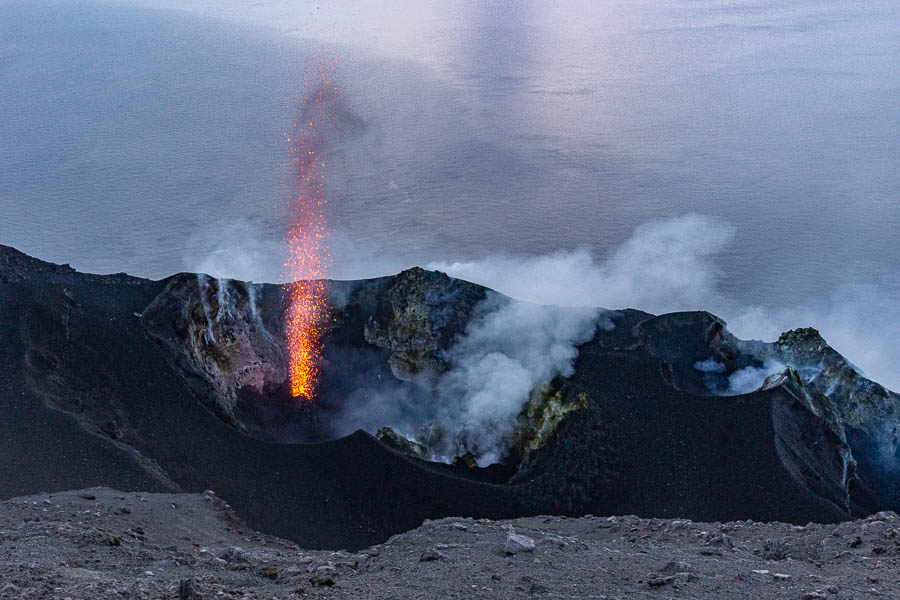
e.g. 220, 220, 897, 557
1, 489, 898, 600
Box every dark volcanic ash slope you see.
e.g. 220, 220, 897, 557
0, 245, 524, 551
2, 488, 899, 600
1, 244, 899, 551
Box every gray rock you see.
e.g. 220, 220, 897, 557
647, 575, 675, 587
278, 565, 306, 582
420, 548, 447, 562
760, 538, 790, 560
309, 565, 337, 587
505, 533, 535, 554
177, 578, 201, 600
705, 532, 734, 549
217, 546, 248, 563
662, 560, 696, 574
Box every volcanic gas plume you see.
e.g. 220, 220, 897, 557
283, 63, 339, 399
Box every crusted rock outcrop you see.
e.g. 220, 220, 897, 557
141, 274, 286, 427
362, 267, 488, 381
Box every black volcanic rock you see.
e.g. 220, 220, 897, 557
362, 266, 490, 380
1, 244, 898, 550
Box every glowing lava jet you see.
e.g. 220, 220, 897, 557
283, 63, 339, 400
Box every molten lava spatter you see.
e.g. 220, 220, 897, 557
283, 62, 339, 400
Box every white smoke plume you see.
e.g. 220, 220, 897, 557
428, 214, 900, 393
428, 214, 735, 312
196, 273, 217, 343
329, 296, 607, 466
434, 298, 607, 465
185, 218, 285, 284
187, 212, 900, 459
692, 358, 788, 396
725, 362, 787, 396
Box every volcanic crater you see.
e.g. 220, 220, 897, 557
1, 243, 899, 552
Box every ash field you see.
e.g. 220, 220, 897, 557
2, 243, 900, 598
2, 488, 898, 599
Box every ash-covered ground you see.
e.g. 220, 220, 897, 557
1, 488, 897, 600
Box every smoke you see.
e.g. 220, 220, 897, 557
328, 296, 607, 466
725, 362, 787, 395
725, 286, 900, 390
428, 214, 900, 393
196, 274, 217, 343
693, 358, 726, 374
434, 298, 607, 465
692, 358, 788, 396
185, 218, 285, 284
428, 215, 735, 312
185, 211, 900, 461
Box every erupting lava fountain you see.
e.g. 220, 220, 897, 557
283, 62, 339, 400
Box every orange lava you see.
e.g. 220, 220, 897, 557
283, 62, 339, 400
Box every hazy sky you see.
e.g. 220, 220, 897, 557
1, 0, 899, 385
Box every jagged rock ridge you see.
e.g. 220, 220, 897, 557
1, 244, 898, 550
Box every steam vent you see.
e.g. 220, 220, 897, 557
1, 243, 899, 552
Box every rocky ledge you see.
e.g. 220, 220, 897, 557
2, 488, 899, 599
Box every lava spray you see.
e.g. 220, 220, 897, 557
283, 61, 339, 400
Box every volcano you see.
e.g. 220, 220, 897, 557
1, 244, 898, 551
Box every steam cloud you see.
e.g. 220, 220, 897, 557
694, 358, 788, 396
428, 214, 900, 393
331, 296, 606, 466
434, 298, 606, 465
188, 212, 900, 463
429, 215, 735, 312
186, 218, 285, 284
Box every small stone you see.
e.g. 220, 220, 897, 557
79, 493, 96, 500
306, 560, 335, 574
773, 573, 791, 581
647, 576, 675, 587
751, 569, 769, 575
257, 564, 279, 580
863, 521, 887, 535
278, 566, 306, 582
705, 532, 734, 549
178, 577, 201, 599
217, 546, 248, 563
802, 593, 827, 600
868, 511, 896, 522
760, 538, 789, 560
420, 548, 446, 562
309, 565, 336, 587
505, 533, 535, 554
661, 560, 695, 574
